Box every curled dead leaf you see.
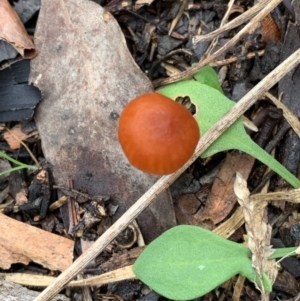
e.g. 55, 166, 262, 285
0, 0, 37, 59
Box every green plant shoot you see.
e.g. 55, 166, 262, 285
193, 65, 224, 94
158, 80, 300, 188
0, 151, 38, 176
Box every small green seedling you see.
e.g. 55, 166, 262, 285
0, 151, 38, 176
159, 79, 300, 188
133, 67, 300, 299
133, 225, 297, 300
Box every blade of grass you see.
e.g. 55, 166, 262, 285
0, 165, 38, 177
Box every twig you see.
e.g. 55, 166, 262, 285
204, 0, 236, 57
194, 0, 266, 44
153, 0, 282, 87
210, 49, 265, 67
250, 188, 300, 203
168, 0, 188, 35
34, 47, 300, 301
0, 265, 135, 287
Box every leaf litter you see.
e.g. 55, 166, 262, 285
1, 0, 300, 300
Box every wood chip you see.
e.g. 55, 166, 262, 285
0, 213, 74, 271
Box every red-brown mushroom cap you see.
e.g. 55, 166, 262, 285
118, 92, 200, 175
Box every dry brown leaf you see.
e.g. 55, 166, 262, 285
30, 0, 176, 243
3, 124, 28, 150
174, 194, 201, 225
0, 213, 74, 271
0, 0, 37, 58
195, 152, 255, 224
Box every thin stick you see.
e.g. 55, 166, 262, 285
5, 127, 40, 168
153, 0, 282, 87
211, 49, 265, 67
194, 0, 266, 44
34, 46, 300, 301
168, 0, 188, 35
204, 0, 235, 57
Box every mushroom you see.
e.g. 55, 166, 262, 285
118, 92, 200, 175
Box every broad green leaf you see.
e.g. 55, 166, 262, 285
159, 80, 300, 188
193, 65, 224, 94
133, 225, 256, 300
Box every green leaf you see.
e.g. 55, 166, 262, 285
269, 247, 298, 259
159, 80, 300, 188
262, 272, 273, 292
133, 225, 255, 300
193, 65, 224, 94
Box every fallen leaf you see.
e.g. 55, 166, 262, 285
30, 0, 176, 243
0, 0, 37, 58
174, 193, 200, 225
194, 152, 255, 224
